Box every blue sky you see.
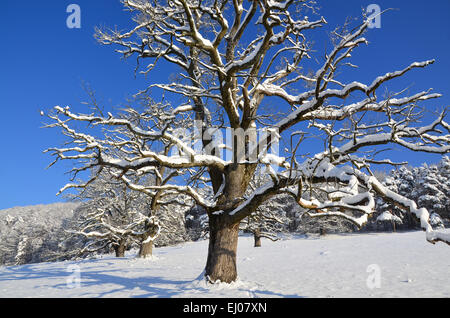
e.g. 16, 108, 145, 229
0, 0, 449, 209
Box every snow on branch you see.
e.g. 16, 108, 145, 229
279, 156, 450, 245
45, 105, 228, 173
274, 60, 439, 132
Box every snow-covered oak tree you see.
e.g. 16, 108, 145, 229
70, 169, 162, 258
46, 0, 449, 283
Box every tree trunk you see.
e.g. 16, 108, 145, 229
205, 216, 240, 284
204, 162, 256, 283
114, 240, 126, 257
138, 238, 153, 258
253, 228, 262, 247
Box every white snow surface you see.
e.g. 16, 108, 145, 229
1, 231, 449, 298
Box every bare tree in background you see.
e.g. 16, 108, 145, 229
46, 0, 449, 283
240, 169, 290, 247
70, 169, 162, 258
51, 95, 192, 258
240, 203, 288, 247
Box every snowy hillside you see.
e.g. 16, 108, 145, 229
1, 230, 449, 298
0, 202, 79, 265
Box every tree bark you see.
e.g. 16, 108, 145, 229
114, 240, 126, 257
138, 238, 153, 258
204, 162, 256, 283
138, 219, 159, 258
205, 215, 240, 283
253, 228, 262, 247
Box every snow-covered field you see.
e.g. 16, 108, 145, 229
0, 231, 449, 298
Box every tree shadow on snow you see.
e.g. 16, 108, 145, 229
0, 259, 113, 282
0, 258, 303, 298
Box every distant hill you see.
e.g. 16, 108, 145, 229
0, 202, 80, 265
0, 202, 79, 221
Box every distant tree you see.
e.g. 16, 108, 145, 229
71, 171, 157, 257
240, 170, 290, 247
241, 199, 288, 247
416, 158, 450, 220
185, 205, 210, 241
376, 210, 403, 232
70, 168, 189, 258
0, 203, 78, 266
14, 237, 32, 265
56, 94, 194, 259
299, 213, 356, 236
376, 166, 420, 229
376, 156, 450, 230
